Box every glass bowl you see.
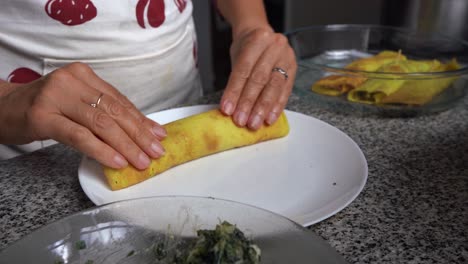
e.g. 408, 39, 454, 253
0, 196, 347, 264
287, 24, 468, 117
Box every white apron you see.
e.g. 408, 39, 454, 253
0, 0, 202, 159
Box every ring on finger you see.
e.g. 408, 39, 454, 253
90, 93, 104, 108
272, 67, 288, 80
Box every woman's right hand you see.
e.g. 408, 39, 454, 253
0, 62, 166, 170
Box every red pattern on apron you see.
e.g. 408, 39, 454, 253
174, 0, 187, 13
7, 68, 42, 83
136, 0, 166, 29
45, 0, 97, 26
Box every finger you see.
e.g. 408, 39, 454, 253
63, 62, 167, 139
234, 39, 286, 128
45, 114, 128, 169
84, 93, 165, 159
76, 102, 152, 170
246, 65, 288, 130
220, 33, 272, 116
263, 50, 297, 127
54, 80, 153, 170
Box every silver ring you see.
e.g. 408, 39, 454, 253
90, 93, 103, 108
272, 67, 288, 80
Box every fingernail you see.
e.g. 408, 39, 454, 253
113, 154, 128, 168
151, 141, 165, 156
235, 111, 248, 126
138, 153, 151, 169
223, 100, 234, 115
248, 114, 262, 130
266, 112, 278, 125
153, 126, 167, 138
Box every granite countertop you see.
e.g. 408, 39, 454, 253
0, 92, 467, 263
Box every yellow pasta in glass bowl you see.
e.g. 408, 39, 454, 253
287, 25, 468, 116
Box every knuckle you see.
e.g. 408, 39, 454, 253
250, 32, 264, 43
249, 70, 270, 86
223, 88, 241, 100
68, 127, 91, 147
93, 111, 113, 130
254, 102, 270, 115
259, 94, 276, 107
141, 118, 155, 131
232, 64, 253, 79
118, 142, 131, 155
121, 139, 138, 156
67, 62, 93, 75
133, 114, 145, 124
131, 126, 146, 141
275, 34, 288, 45
119, 95, 134, 109
238, 97, 256, 109
252, 29, 272, 41
48, 68, 74, 85
107, 100, 124, 117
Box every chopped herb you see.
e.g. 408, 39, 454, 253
75, 240, 86, 250
69, 221, 260, 264
126, 250, 135, 257
154, 241, 168, 260
175, 221, 261, 264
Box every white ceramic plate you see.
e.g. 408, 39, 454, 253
78, 105, 367, 227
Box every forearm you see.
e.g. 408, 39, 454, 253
0, 79, 22, 144
215, 0, 272, 39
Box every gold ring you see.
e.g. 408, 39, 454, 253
272, 67, 288, 80
90, 93, 103, 108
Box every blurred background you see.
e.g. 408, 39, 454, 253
192, 0, 468, 93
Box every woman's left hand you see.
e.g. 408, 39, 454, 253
220, 26, 297, 130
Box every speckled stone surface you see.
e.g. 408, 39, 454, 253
1, 91, 467, 263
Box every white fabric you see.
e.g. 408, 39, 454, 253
0, 0, 202, 160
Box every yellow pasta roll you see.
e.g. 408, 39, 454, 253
103, 109, 290, 190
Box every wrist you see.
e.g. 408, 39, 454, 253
232, 22, 273, 41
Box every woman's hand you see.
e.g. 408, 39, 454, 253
0, 62, 166, 170
220, 26, 297, 130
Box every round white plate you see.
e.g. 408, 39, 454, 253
78, 105, 367, 227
